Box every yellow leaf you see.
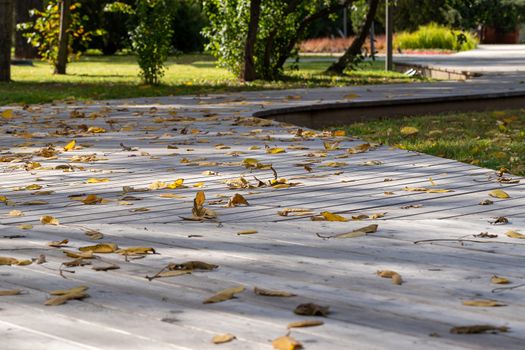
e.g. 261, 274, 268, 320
166, 178, 184, 189
212, 334, 236, 344
0, 289, 23, 296
195, 191, 206, 207
287, 320, 324, 329
203, 285, 245, 304
17, 224, 33, 230
79, 243, 118, 253
462, 300, 506, 307
49, 285, 89, 296
1, 109, 14, 119
320, 211, 349, 222
403, 187, 453, 194
271, 335, 303, 350
506, 230, 525, 239
491, 276, 510, 284
40, 215, 59, 226
267, 147, 286, 154
400, 126, 419, 136
489, 189, 510, 199
254, 287, 296, 297
0, 257, 20, 265
87, 126, 106, 133
323, 141, 340, 151
159, 193, 186, 199
46, 286, 89, 306
332, 130, 346, 137
193, 182, 205, 188
148, 181, 167, 190
85, 177, 110, 183
64, 140, 76, 151
333, 224, 378, 238
63, 250, 95, 259
237, 230, 258, 235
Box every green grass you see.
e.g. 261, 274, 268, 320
1, 54, 421, 105
395, 23, 478, 51
339, 110, 525, 176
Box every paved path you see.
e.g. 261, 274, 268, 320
0, 82, 524, 350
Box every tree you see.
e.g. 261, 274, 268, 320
15, 0, 41, 59
55, 0, 72, 74
326, 0, 379, 75
203, 0, 353, 80
240, 0, 262, 81
0, 0, 13, 82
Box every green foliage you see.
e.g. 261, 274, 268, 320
203, 0, 345, 80
130, 0, 174, 85
395, 23, 478, 51
17, 1, 95, 68
350, 0, 369, 33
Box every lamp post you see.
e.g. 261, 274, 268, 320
385, 0, 393, 71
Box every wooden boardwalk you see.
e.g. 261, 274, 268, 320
1, 88, 524, 349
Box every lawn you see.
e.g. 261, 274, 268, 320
340, 109, 525, 176
1, 54, 420, 105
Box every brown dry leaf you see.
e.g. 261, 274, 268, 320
0, 257, 20, 265
491, 275, 510, 284
462, 300, 506, 307
391, 273, 403, 285
169, 261, 218, 271
294, 303, 330, 317
79, 243, 118, 253
82, 194, 103, 205
332, 130, 346, 136
159, 193, 186, 199
272, 335, 302, 350
47, 239, 69, 248
116, 247, 156, 256
40, 215, 59, 225
227, 193, 249, 207
403, 187, 453, 194
377, 270, 403, 285
287, 320, 324, 329
347, 143, 372, 154
254, 287, 296, 297
212, 333, 236, 344
85, 177, 110, 184
85, 229, 104, 240
157, 270, 192, 278
278, 208, 314, 217
0, 289, 23, 296
64, 140, 76, 151
319, 211, 349, 222
189, 191, 217, 220
45, 286, 89, 306
203, 285, 245, 304
323, 141, 340, 151
63, 250, 95, 259
333, 224, 378, 239
506, 230, 525, 239
238, 230, 258, 235
450, 325, 509, 334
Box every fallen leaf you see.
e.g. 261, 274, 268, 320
8, 210, 23, 217
491, 276, 510, 284
332, 224, 378, 239
203, 285, 245, 304
294, 303, 329, 317
167, 178, 185, 189
45, 286, 89, 306
79, 243, 118, 253
82, 194, 103, 205
1, 109, 14, 119
377, 270, 403, 285
40, 215, 59, 226
254, 287, 296, 297
64, 140, 76, 151
0, 257, 21, 265
489, 189, 510, 199
320, 211, 349, 222
450, 325, 508, 334
238, 230, 258, 235
400, 126, 419, 136
287, 320, 324, 328
462, 300, 506, 307
212, 333, 236, 344
47, 239, 69, 248
168, 261, 218, 271
278, 208, 314, 216
267, 147, 286, 154
116, 247, 156, 256
227, 193, 249, 207
156, 270, 192, 278
403, 187, 453, 193
506, 230, 525, 239
0, 289, 22, 296
272, 335, 302, 350
85, 177, 110, 183
85, 229, 104, 240
63, 250, 95, 259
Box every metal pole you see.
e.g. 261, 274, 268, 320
385, 0, 393, 71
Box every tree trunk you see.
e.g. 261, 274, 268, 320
239, 0, 261, 82
15, 0, 41, 59
326, 0, 379, 74
55, 0, 71, 75
0, 0, 13, 82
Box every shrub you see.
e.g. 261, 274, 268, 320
394, 23, 477, 52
